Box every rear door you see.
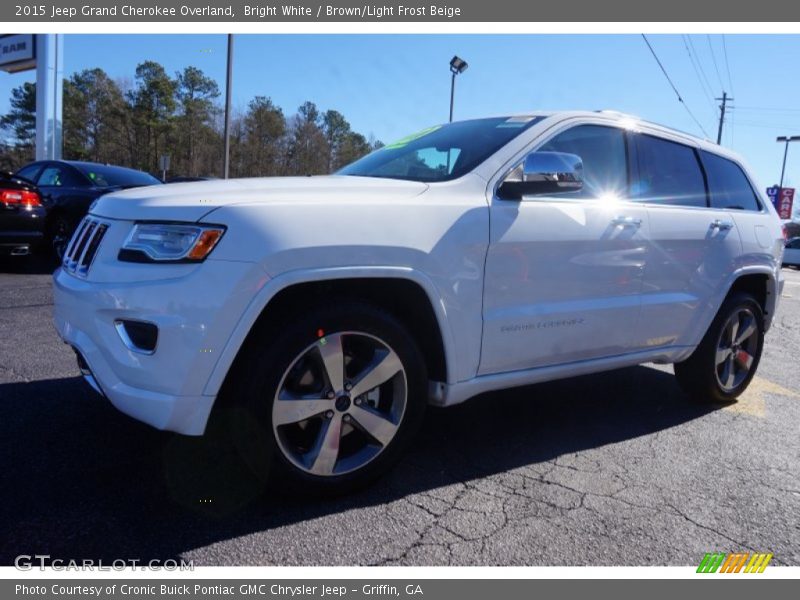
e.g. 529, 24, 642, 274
631, 133, 741, 350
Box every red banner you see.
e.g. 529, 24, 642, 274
778, 187, 795, 220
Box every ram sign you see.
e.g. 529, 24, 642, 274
0, 34, 35, 73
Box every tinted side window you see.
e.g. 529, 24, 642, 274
633, 135, 706, 207
701, 151, 761, 211
37, 165, 86, 188
538, 125, 627, 199
787, 239, 800, 250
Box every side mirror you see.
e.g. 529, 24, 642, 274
498, 151, 583, 200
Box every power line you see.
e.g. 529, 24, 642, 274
681, 35, 717, 118
706, 35, 725, 90
687, 36, 715, 97
736, 106, 800, 113
721, 34, 735, 95
641, 34, 711, 139
731, 120, 800, 130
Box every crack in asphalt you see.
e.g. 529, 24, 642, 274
0, 302, 54, 311
369, 437, 800, 566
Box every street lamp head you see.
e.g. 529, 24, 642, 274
450, 56, 468, 75
777, 136, 800, 142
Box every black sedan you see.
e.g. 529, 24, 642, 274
0, 170, 46, 257
14, 160, 162, 258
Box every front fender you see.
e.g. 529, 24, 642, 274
201, 266, 459, 396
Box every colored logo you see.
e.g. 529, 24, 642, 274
697, 552, 773, 573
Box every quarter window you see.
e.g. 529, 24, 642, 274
16, 164, 42, 182
537, 125, 628, 199
701, 151, 761, 211
632, 135, 706, 207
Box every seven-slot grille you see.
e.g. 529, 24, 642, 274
62, 217, 108, 276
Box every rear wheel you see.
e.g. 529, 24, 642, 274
674, 292, 764, 403
223, 301, 427, 495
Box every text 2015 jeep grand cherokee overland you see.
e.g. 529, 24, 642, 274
53, 112, 785, 492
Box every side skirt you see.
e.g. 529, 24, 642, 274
429, 345, 695, 407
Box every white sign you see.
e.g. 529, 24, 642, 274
0, 34, 35, 73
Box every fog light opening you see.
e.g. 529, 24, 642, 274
115, 319, 159, 354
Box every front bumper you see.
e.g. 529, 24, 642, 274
53, 255, 268, 435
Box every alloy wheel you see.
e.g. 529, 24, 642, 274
272, 331, 407, 477
715, 307, 759, 392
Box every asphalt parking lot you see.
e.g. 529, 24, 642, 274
1, 256, 798, 567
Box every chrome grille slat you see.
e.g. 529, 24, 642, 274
78, 224, 107, 273
62, 217, 109, 277
62, 218, 89, 266
74, 222, 97, 268
68, 221, 95, 270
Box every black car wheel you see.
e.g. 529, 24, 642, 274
220, 300, 428, 496
49, 216, 75, 260
674, 292, 764, 403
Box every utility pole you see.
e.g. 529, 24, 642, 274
223, 34, 233, 179
716, 91, 733, 145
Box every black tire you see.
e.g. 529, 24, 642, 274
47, 215, 76, 261
219, 300, 428, 496
674, 292, 764, 403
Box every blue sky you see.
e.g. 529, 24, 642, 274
3, 34, 800, 192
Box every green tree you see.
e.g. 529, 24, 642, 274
175, 66, 220, 176
336, 131, 374, 168
63, 68, 128, 163
236, 96, 287, 177
0, 82, 36, 161
288, 101, 329, 175
127, 61, 177, 173
322, 109, 351, 171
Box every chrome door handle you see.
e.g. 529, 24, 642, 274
611, 216, 642, 227
710, 219, 733, 231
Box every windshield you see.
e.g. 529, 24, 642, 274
338, 116, 543, 182
76, 164, 162, 188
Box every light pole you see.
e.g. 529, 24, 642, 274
223, 34, 234, 179
777, 135, 800, 189
448, 55, 468, 123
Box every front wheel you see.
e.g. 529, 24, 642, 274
48, 216, 76, 261
225, 301, 427, 495
674, 292, 764, 403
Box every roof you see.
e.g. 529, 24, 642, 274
498, 109, 749, 166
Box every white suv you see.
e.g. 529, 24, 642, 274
53, 111, 785, 492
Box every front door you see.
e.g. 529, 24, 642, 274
480, 124, 649, 375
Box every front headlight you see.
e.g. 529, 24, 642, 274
119, 223, 225, 263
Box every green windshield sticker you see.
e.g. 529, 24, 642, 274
384, 125, 442, 149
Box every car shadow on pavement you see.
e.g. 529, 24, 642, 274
0, 365, 719, 564
0, 254, 58, 275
